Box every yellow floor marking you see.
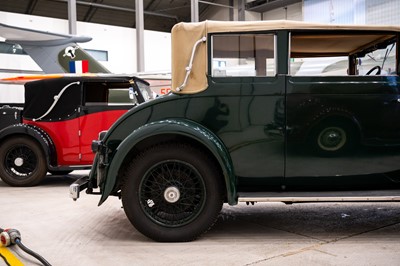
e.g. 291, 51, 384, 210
0, 246, 24, 266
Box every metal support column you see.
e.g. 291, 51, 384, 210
238, 0, 245, 21
229, 0, 234, 21
68, 0, 77, 35
135, 0, 145, 72
191, 0, 199, 22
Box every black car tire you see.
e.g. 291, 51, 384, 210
311, 120, 356, 156
0, 137, 47, 186
121, 142, 223, 242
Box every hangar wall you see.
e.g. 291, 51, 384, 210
262, 3, 303, 21
0, 11, 171, 103
303, 0, 400, 25
1, 0, 398, 82
201, 2, 263, 21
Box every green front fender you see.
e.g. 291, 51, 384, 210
99, 118, 237, 205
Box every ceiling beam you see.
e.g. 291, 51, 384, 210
246, 0, 302, 13
25, 0, 39, 14
51, 0, 179, 21
83, 0, 102, 22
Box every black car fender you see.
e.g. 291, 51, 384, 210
0, 123, 57, 168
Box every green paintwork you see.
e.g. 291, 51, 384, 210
90, 28, 400, 208
98, 118, 236, 205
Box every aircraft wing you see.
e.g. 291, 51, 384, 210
0, 23, 110, 74
0, 22, 91, 43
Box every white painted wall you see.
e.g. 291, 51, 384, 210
200, 2, 302, 22
201, 5, 231, 21
262, 3, 303, 21
246, 11, 262, 21
200, 2, 261, 21
77, 22, 138, 73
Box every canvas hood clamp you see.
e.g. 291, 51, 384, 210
176, 36, 206, 92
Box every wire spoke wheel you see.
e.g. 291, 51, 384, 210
0, 137, 47, 186
5, 144, 38, 178
140, 160, 206, 227
121, 143, 223, 242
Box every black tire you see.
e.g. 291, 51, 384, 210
121, 143, 223, 242
49, 170, 73, 175
310, 120, 357, 156
0, 137, 47, 186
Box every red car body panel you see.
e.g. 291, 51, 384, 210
23, 109, 127, 165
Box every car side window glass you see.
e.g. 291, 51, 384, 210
211, 34, 276, 77
290, 33, 397, 76
108, 87, 138, 105
357, 43, 397, 75
84, 82, 108, 105
84, 82, 138, 106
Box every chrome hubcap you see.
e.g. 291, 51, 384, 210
14, 157, 24, 167
164, 186, 180, 203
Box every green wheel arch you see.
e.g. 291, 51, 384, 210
99, 119, 237, 205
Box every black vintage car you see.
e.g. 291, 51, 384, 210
71, 20, 400, 242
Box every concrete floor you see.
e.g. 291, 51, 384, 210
1, 171, 400, 266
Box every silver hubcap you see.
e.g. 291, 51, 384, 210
14, 157, 24, 167
164, 186, 180, 203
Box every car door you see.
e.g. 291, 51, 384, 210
208, 32, 287, 188
285, 31, 400, 186
79, 80, 136, 164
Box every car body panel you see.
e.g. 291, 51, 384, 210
0, 75, 149, 174
86, 22, 400, 208
286, 75, 400, 179
98, 118, 236, 205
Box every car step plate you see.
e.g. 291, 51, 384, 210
238, 190, 400, 203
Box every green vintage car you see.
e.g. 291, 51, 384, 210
71, 20, 400, 242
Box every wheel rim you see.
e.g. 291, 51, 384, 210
4, 144, 38, 179
139, 160, 206, 228
317, 126, 346, 151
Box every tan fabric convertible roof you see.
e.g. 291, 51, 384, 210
171, 20, 400, 94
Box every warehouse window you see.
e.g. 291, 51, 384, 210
86, 49, 108, 61
0, 42, 26, 55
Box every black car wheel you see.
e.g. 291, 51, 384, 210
0, 137, 47, 186
121, 143, 223, 242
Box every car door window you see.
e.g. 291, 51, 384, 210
211, 34, 276, 77
289, 33, 397, 76
84, 81, 138, 106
